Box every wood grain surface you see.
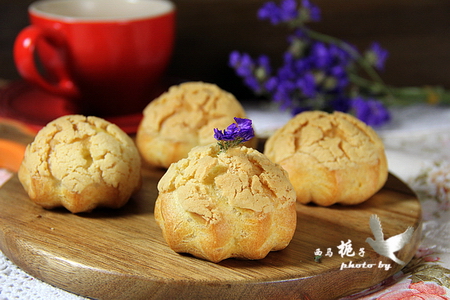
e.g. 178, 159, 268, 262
0, 166, 422, 300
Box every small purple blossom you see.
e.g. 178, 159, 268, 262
296, 72, 316, 98
229, 51, 253, 77
257, 55, 272, 75
258, 0, 299, 25
301, 0, 321, 22
214, 124, 237, 141
366, 42, 389, 71
351, 97, 391, 127
229, 51, 271, 93
214, 118, 255, 151
258, 2, 281, 24
310, 42, 331, 68
258, 0, 320, 25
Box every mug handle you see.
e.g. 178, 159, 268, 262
14, 25, 79, 98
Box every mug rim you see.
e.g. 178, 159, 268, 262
29, 0, 175, 22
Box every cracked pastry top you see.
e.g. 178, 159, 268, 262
155, 143, 297, 263
136, 81, 250, 168
264, 111, 388, 206
18, 115, 142, 213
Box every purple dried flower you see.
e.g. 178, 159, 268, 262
234, 117, 255, 141
229, 51, 254, 77
280, 0, 299, 21
214, 124, 237, 141
228, 51, 271, 94
366, 42, 389, 71
310, 42, 331, 68
301, 0, 321, 22
258, 0, 299, 25
258, 2, 281, 24
296, 72, 316, 98
257, 37, 355, 115
229, 51, 241, 68
214, 118, 255, 151
257, 55, 272, 75
351, 97, 391, 127
229, 0, 395, 127
243, 76, 261, 92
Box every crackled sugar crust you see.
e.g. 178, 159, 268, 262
18, 115, 141, 213
264, 111, 388, 206
155, 144, 297, 263
136, 82, 248, 168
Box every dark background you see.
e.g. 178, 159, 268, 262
2, 0, 450, 99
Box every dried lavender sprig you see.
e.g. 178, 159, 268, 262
214, 118, 255, 152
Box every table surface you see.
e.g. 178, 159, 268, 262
1, 99, 450, 299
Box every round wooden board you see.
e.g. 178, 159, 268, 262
0, 169, 421, 300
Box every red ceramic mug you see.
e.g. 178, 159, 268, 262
14, 0, 175, 117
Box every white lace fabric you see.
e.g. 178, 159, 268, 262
0, 253, 83, 300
